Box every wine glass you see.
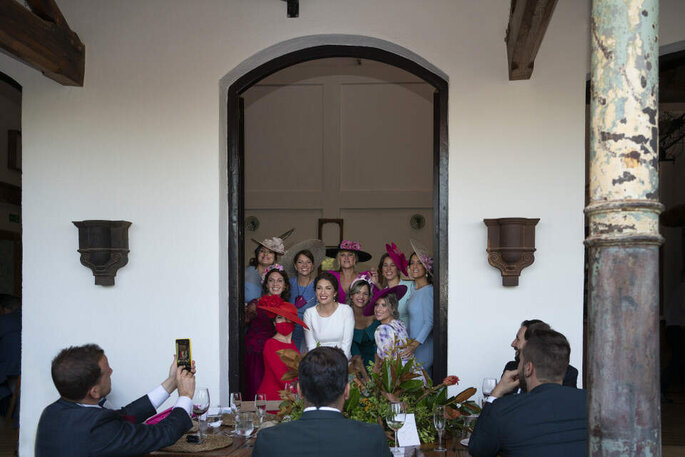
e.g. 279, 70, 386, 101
433, 405, 447, 452
482, 377, 497, 404
386, 402, 406, 452
285, 381, 298, 399
192, 387, 210, 443
235, 411, 255, 447
230, 392, 242, 415
255, 394, 267, 425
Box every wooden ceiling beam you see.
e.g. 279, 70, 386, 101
505, 0, 559, 81
0, 0, 84, 86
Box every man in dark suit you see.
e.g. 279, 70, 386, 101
36, 344, 195, 457
469, 329, 587, 457
253, 346, 392, 457
0, 295, 21, 420
503, 319, 578, 388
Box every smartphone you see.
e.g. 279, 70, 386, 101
175, 339, 192, 371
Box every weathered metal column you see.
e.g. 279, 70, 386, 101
586, 1, 663, 456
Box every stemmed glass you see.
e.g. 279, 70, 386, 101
229, 392, 242, 415
228, 392, 242, 436
386, 402, 406, 452
433, 405, 447, 452
482, 377, 497, 405
235, 411, 255, 447
192, 387, 210, 443
255, 394, 267, 425
285, 381, 298, 399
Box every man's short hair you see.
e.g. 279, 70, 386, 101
523, 321, 551, 340
51, 344, 105, 401
521, 319, 544, 329
298, 346, 348, 407
521, 329, 570, 383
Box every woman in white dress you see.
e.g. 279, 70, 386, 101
303, 272, 355, 359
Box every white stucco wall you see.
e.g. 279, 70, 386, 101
0, 0, 680, 454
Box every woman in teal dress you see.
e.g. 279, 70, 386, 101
347, 275, 379, 370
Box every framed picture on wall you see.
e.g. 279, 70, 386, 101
7, 129, 21, 171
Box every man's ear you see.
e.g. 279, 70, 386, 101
344, 383, 350, 400
86, 384, 102, 402
524, 360, 534, 378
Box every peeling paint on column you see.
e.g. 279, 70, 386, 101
587, 1, 663, 456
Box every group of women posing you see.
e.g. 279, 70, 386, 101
243, 236, 434, 401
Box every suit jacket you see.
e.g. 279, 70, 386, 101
468, 383, 587, 457
503, 360, 579, 388
253, 409, 392, 457
35, 395, 191, 457
0, 309, 21, 400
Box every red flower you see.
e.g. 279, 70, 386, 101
258, 295, 283, 308
442, 376, 459, 386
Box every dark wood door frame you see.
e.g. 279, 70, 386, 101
227, 45, 449, 390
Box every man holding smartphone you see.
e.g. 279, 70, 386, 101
35, 344, 196, 457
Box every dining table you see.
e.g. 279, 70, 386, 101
145, 430, 473, 457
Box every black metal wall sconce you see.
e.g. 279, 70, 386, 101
483, 217, 539, 286
73, 220, 131, 286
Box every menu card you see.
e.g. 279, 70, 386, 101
397, 413, 421, 447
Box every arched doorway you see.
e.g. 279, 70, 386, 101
225, 37, 449, 391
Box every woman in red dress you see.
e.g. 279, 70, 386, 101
256, 296, 309, 401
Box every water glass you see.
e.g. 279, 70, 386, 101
235, 411, 255, 447
433, 405, 446, 451
206, 405, 223, 434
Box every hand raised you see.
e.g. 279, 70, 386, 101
176, 365, 196, 399
491, 369, 519, 398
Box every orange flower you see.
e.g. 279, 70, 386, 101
442, 376, 459, 386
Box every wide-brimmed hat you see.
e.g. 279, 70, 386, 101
282, 239, 326, 278
326, 240, 372, 263
363, 285, 408, 316
385, 242, 409, 277
251, 228, 295, 256
257, 295, 309, 329
409, 239, 433, 275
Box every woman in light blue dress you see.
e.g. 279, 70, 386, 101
245, 237, 283, 303
403, 239, 434, 378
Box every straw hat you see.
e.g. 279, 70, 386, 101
282, 239, 326, 278
251, 228, 295, 256
409, 238, 433, 275
256, 295, 309, 329
363, 285, 408, 316
325, 240, 372, 263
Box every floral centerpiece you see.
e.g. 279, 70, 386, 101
275, 348, 481, 443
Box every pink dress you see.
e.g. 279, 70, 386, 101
328, 270, 378, 304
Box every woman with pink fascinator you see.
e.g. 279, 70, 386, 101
325, 240, 376, 304
376, 242, 415, 327
402, 239, 434, 379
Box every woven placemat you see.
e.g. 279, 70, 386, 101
161, 434, 233, 453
